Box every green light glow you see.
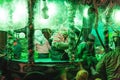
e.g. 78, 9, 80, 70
114, 10, 120, 24
34, 0, 63, 29
83, 6, 89, 19
12, 3, 26, 22
0, 0, 28, 30
74, 9, 83, 27
48, 3, 57, 17
40, 18, 49, 24
0, 7, 10, 31
0, 7, 9, 23
12, 0, 28, 29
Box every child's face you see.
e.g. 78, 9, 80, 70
13, 42, 17, 46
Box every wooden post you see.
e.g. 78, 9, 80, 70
27, 0, 36, 64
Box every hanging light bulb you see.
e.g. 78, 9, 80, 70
42, 0, 49, 19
